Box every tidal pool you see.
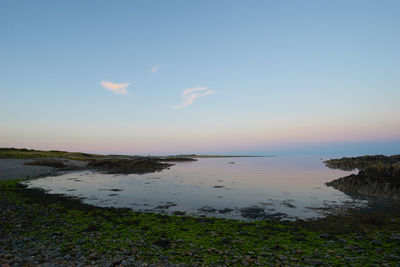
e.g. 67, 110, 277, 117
23, 156, 366, 220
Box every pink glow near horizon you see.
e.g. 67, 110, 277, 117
2, 120, 399, 155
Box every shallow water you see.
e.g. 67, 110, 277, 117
23, 156, 366, 220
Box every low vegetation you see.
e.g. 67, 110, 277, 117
0, 148, 105, 161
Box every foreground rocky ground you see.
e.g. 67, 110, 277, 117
1, 180, 400, 266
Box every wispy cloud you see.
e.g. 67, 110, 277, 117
174, 86, 215, 109
150, 64, 159, 73
100, 80, 130, 95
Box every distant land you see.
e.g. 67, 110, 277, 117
0, 148, 268, 160
174, 154, 270, 158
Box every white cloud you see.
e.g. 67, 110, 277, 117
150, 64, 159, 73
100, 80, 130, 95
174, 86, 215, 109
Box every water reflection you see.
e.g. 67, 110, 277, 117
23, 156, 366, 220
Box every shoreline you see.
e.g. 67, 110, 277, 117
1, 149, 400, 265
2, 179, 400, 266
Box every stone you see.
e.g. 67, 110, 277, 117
319, 233, 329, 238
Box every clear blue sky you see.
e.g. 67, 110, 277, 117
1, 0, 399, 156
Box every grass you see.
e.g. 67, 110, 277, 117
1, 180, 400, 265
0, 148, 105, 161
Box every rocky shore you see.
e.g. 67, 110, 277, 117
2, 180, 400, 266
2, 149, 400, 266
324, 154, 400, 171
86, 159, 174, 175
325, 155, 400, 200
326, 168, 400, 200
0, 148, 197, 178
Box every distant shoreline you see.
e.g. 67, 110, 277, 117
0, 147, 271, 159
181, 155, 272, 158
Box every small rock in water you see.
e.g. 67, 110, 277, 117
218, 208, 234, 214
239, 206, 265, 219
199, 206, 217, 213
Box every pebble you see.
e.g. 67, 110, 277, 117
303, 258, 324, 266
277, 255, 287, 261
390, 234, 400, 241
319, 233, 329, 238
387, 254, 400, 261
370, 240, 382, 246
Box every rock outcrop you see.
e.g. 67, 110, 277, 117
86, 158, 173, 174
326, 162, 400, 200
324, 154, 400, 171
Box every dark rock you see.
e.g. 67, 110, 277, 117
239, 206, 265, 219
87, 158, 173, 174
218, 208, 234, 214
155, 203, 177, 209
324, 155, 400, 171
172, 211, 186, 215
303, 258, 324, 266
159, 157, 197, 162
388, 254, 400, 261
390, 233, 400, 241
326, 165, 400, 200
153, 238, 171, 249
198, 206, 217, 213
88, 252, 100, 260
112, 258, 122, 265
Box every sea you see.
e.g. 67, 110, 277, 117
23, 156, 366, 220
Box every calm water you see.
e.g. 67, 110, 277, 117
23, 156, 366, 220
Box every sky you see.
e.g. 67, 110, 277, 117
1, 0, 399, 156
